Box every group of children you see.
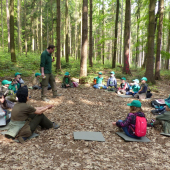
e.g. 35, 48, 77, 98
93, 71, 150, 100
0, 70, 169, 142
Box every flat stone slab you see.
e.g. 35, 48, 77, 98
74, 131, 105, 142
160, 132, 170, 137
116, 132, 150, 142
117, 95, 133, 98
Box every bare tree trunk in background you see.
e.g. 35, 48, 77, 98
166, 10, 170, 70
47, 8, 49, 46
6, 0, 10, 52
80, 0, 88, 78
75, 0, 78, 59
155, 0, 164, 80
119, 0, 123, 65
65, 0, 69, 62
31, 17, 35, 52
102, 0, 105, 65
56, 0, 61, 70
40, 0, 43, 52
123, 0, 131, 74
69, 16, 71, 56
1, 0, 4, 50
89, 0, 93, 67
78, 1, 82, 60
24, 0, 27, 56
145, 0, 156, 83
10, 0, 16, 62
112, 0, 119, 68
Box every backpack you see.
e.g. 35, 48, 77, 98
135, 116, 147, 137
73, 82, 78, 87
93, 78, 97, 84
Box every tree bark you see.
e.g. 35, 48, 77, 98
112, 0, 119, 68
119, 0, 123, 65
56, 0, 61, 70
122, 0, 131, 74
6, 0, 10, 52
145, 0, 156, 83
89, 0, 93, 67
65, 0, 69, 62
166, 10, 170, 70
1, 0, 4, 50
155, 0, 164, 80
10, 0, 16, 62
80, 0, 88, 78
40, 0, 43, 52
24, 0, 27, 56
102, 0, 105, 65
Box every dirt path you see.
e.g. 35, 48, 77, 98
0, 77, 170, 169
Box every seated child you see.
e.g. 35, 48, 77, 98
8, 78, 18, 93
117, 77, 128, 94
62, 72, 73, 88
5, 86, 60, 143
15, 72, 24, 88
0, 92, 14, 127
107, 71, 117, 90
111, 100, 147, 138
32, 73, 42, 90
126, 79, 140, 96
93, 72, 107, 89
148, 102, 170, 134
134, 77, 148, 99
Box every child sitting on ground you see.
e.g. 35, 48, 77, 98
134, 77, 148, 99
5, 86, 60, 143
117, 77, 129, 94
15, 72, 24, 88
126, 79, 140, 96
111, 100, 147, 138
8, 78, 18, 93
93, 72, 107, 89
148, 102, 170, 134
107, 71, 117, 90
62, 72, 73, 88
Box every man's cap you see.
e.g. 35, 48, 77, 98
15, 72, 22, 77
133, 79, 139, 84
121, 77, 126, 80
127, 100, 141, 108
2, 80, 12, 85
35, 73, 41, 77
110, 71, 115, 74
11, 78, 16, 82
98, 72, 102, 75
165, 102, 170, 108
141, 77, 147, 81
47, 45, 55, 49
65, 72, 70, 76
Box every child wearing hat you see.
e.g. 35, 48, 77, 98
149, 102, 170, 134
111, 100, 147, 138
32, 73, 42, 90
1, 80, 12, 94
8, 78, 18, 93
107, 71, 117, 90
117, 77, 129, 94
15, 72, 25, 88
126, 79, 140, 96
134, 77, 148, 99
62, 72, 73, 88
93, 72, 107, 89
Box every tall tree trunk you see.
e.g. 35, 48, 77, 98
119, 0, 123, 65
145, 0, 156, 83
112, 0, 119, 68
69, 16, 71, 56
166, 10, 170, 70
89, 0, 93, 67
6, 0, 10, 52
24, 0, 27, 56
155, 0, 164, 80
10, 0, 16, 62
65, 0, 69, 62
1, 0, 4, 50
40, 0, 43, 52
47, 8, 49, 46
102, 0, 105, 65
80, 0, 88, 77
56, 0, 61, 70
75, 0, 78, 59
123, 0, 131, 74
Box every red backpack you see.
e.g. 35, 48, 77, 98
135, 116, 147, 137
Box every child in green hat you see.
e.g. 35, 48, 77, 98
15, 72, 25, 88
134, 77, 148, 99
107, 71, 117, 91
112, 100, 147, 138
117, 77, 129, 94
8, 78, 18, 93
62, 72, 73, 88
93, 72, 107, 89
148, 102, 170, 134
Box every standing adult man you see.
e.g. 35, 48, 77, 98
40, 45, 60, 102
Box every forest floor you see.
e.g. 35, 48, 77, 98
0, 70, 170, 169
